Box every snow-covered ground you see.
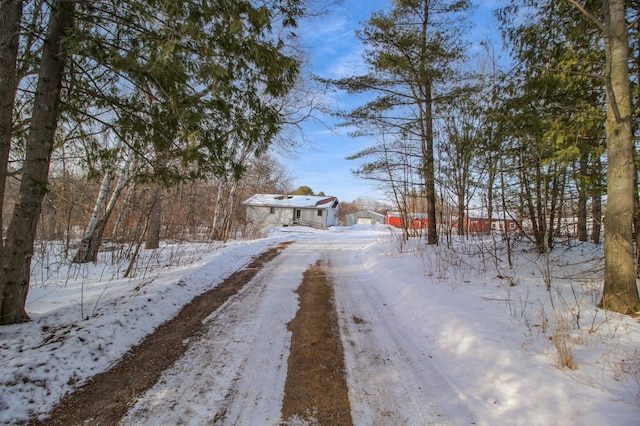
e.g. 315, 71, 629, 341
1, 226, 639, 424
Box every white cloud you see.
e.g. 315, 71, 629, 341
327, 44, 368, 78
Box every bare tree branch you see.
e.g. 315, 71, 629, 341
565, 0, 605, 31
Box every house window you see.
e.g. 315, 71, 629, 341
509, 222, 516, 230
270, 207, 275, 214
317, 209, 323, 216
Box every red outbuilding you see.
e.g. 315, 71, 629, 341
385, 212, 429, 229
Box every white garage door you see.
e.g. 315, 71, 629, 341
357, 217, 372, 225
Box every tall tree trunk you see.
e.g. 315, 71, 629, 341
73, 147, 133, 263
418, 0, 437, 245
548, 173, 558, 249
112, 158, 138, 242
222, 181, 238, 242
591, 194, 602, 244
519, 156, 543, 252
535, 166, 546, 250
500, 163, 513, 269
634, 170, 640, 276
422, 85, 437, 245
485, 152, 496, 236
634, 0, 640, 277
73, 169, 112, 262
457, 190, 465, 236
0, 0, 75, 325
591, 156, 603, 244
600, 0, 640, 313
145, 184, 162, 249
554, 170, 566, 239
210, 181, 225, 240
144, 140, 167, 250
577, 157, 588, 242
0, 0, 23, 246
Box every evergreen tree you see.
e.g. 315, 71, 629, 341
292, 185, 314, 195
497, 1, 606, 252
1, 0, 76, 324
0, 0, 22, 241
0, 0, 305, 324
328, 0, 470, 244
499, 0, 640, 312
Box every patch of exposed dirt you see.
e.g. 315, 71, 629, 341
33, 242, 292, 426
281, 260, 353, 425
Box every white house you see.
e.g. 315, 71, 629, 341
243, 194, 340, 229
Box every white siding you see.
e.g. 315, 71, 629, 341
294, 208, 326, 228
325, 205, 339, 226
244, 194, 340, 229
247, 206, 294, 227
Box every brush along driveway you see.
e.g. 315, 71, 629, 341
120, 230, 477, 425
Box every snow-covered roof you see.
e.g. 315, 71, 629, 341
243, 194, 339, 209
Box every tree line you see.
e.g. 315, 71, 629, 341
0, 0, 323, 324
2, 0, 640, 324
324, 0, 640, 314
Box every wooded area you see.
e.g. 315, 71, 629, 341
1, 0, 640, 324
329, 0, 640, 314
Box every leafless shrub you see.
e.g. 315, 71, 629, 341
500, 279, 533, 319
551, 314, 578, 370
242, 222, 266, 240
386, 227, 407, 254
612, 349, 640, 403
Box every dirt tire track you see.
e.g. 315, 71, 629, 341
281, 260, 353, 425
33, 242, 292, 426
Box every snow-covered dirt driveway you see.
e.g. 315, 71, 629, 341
121, 230, 479, 424
36, 230, 481, 425
25, 227, 639, 425
328, 232, 477, 425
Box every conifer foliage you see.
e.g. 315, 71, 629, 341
0, 0, 304, 324
326, 0, 470, 245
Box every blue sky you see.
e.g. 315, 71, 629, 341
280, 0, 504, 204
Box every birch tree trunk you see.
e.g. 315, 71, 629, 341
73, 147, 133, 263
0, 0, 75, 324
73, 169, 112, 262
112, 158, 138, 242
221, 181, 238, 242
210, 182, 225, 240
